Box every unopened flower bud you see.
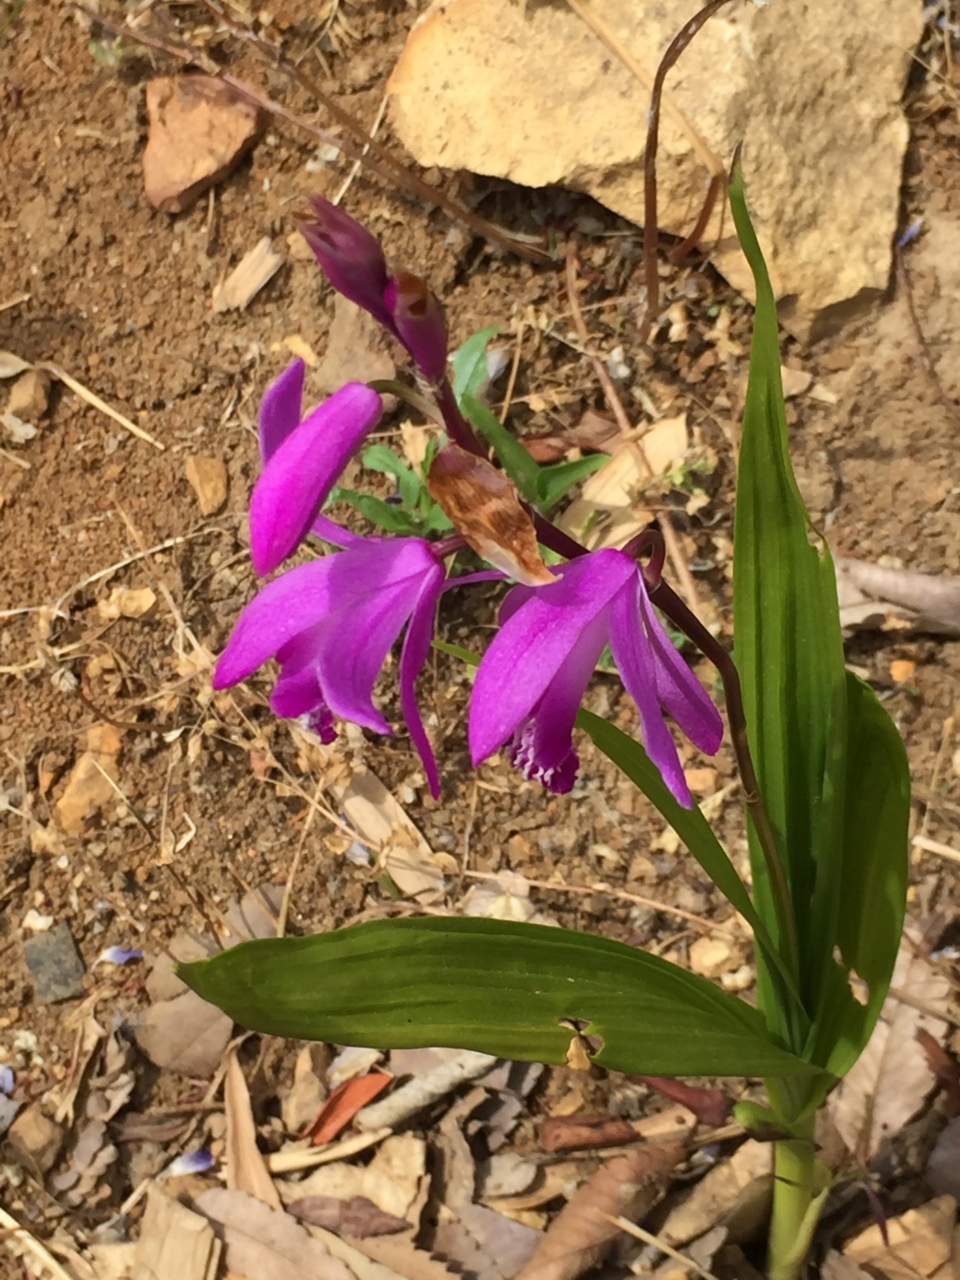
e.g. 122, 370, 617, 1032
299, 196, 393, 331
385, 269, 448, 383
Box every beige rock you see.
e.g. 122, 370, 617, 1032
389, 0, 921, 335
55, 723, 123, 836
781, 365, 813, 399
185, 455, 228, 514
7, 368, 51, 422
689, 935, 735, 979
8, 1105, 63, 1174
143, 75, 266, 214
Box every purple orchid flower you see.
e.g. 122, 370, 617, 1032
301, 197, 448, 384
468, 549, 724, 808
213, 536, 449, 795
215, 359, 496, 796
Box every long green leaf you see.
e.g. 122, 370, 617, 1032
578, 708, 801, 1028
729, 164, 848, 1018
180, 917, 820, 1078
805, 672, 910, 1075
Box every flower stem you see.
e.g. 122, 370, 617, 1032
650, 578, 800, 984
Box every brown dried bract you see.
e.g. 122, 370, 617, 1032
426, 445, 556, 586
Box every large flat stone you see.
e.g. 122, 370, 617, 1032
388, 0, 921, 336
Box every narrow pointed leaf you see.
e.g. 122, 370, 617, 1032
451, 324, 501, 404
180, 917, 820, 1078
535, 454, 608, 509
729, 164, 848, 1017
328, 487, 418, 535
362, 445, 422, 510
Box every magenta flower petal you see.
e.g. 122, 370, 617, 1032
300, 197, 395, 332
610, 582, 694, 808
398, 568, 445, 798
212, 560, 339, 687
469, 551, 634, 765
249, 382, 383, 575
259, 359, 305, 464
638, 589, 724, 755
311, 512, 364, 548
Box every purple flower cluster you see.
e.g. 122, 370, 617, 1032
212, 199, 723, 807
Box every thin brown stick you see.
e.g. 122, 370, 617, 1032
639, 0, 736, 343
897, 244, 960, 430
564, 248, 701, 609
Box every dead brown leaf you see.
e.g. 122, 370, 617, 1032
512, 1139, 687, 1280
828, 933, 952, 1162
135, 988, 233, 1078
316, 294, 397, 396
287, 1195, 409, 1237
843, 1194, 956, 1280
225, 1049, 282, 1211
212, 237, 284, 312
134, 1183, 221, 1280
194, 1187, 357, 1280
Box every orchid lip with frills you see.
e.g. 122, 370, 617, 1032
468, 549, 724, 808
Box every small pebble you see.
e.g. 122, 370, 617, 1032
23, 923, 86, 1003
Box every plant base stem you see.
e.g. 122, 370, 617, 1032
768, 1120, 831, 1280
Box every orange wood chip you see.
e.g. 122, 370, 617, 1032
303, 1071, 393, 1146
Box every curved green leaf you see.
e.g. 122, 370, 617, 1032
462, 395, 541, 503
180, 917, 819, 1078
805, 672, 910, 1076
451, 325, 501, 405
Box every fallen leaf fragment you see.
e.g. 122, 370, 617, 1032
435, 1089, 542, 1280
143, 75, 266, 213
540, 1113, 639, 1153
226, 1049, 282, 1210
632, 1076, 731, 1127
185, 455, 228, 514
926, 1116, 960, 1200
513, 1139, 687, 1280
135, 1184, 221, 1280
283, 1044, 329, 1134
135, 987, 233, 1078
836, 557, 960, 636
305, 1071, 393, 1146
287, 1195, 409, 1237
843, 1194, 956, 1279
281, 1132, 426, 1225
828, 934, 952, 1162
316, 295, 397, 394
212, 236, 284, 312
7, 368, 51, 421
326, 765, 445, 902
7, 1105, 63, 1175
659, 1139, 771, 1249
195, 1187, 356, 1280
55, 723, 122, 835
